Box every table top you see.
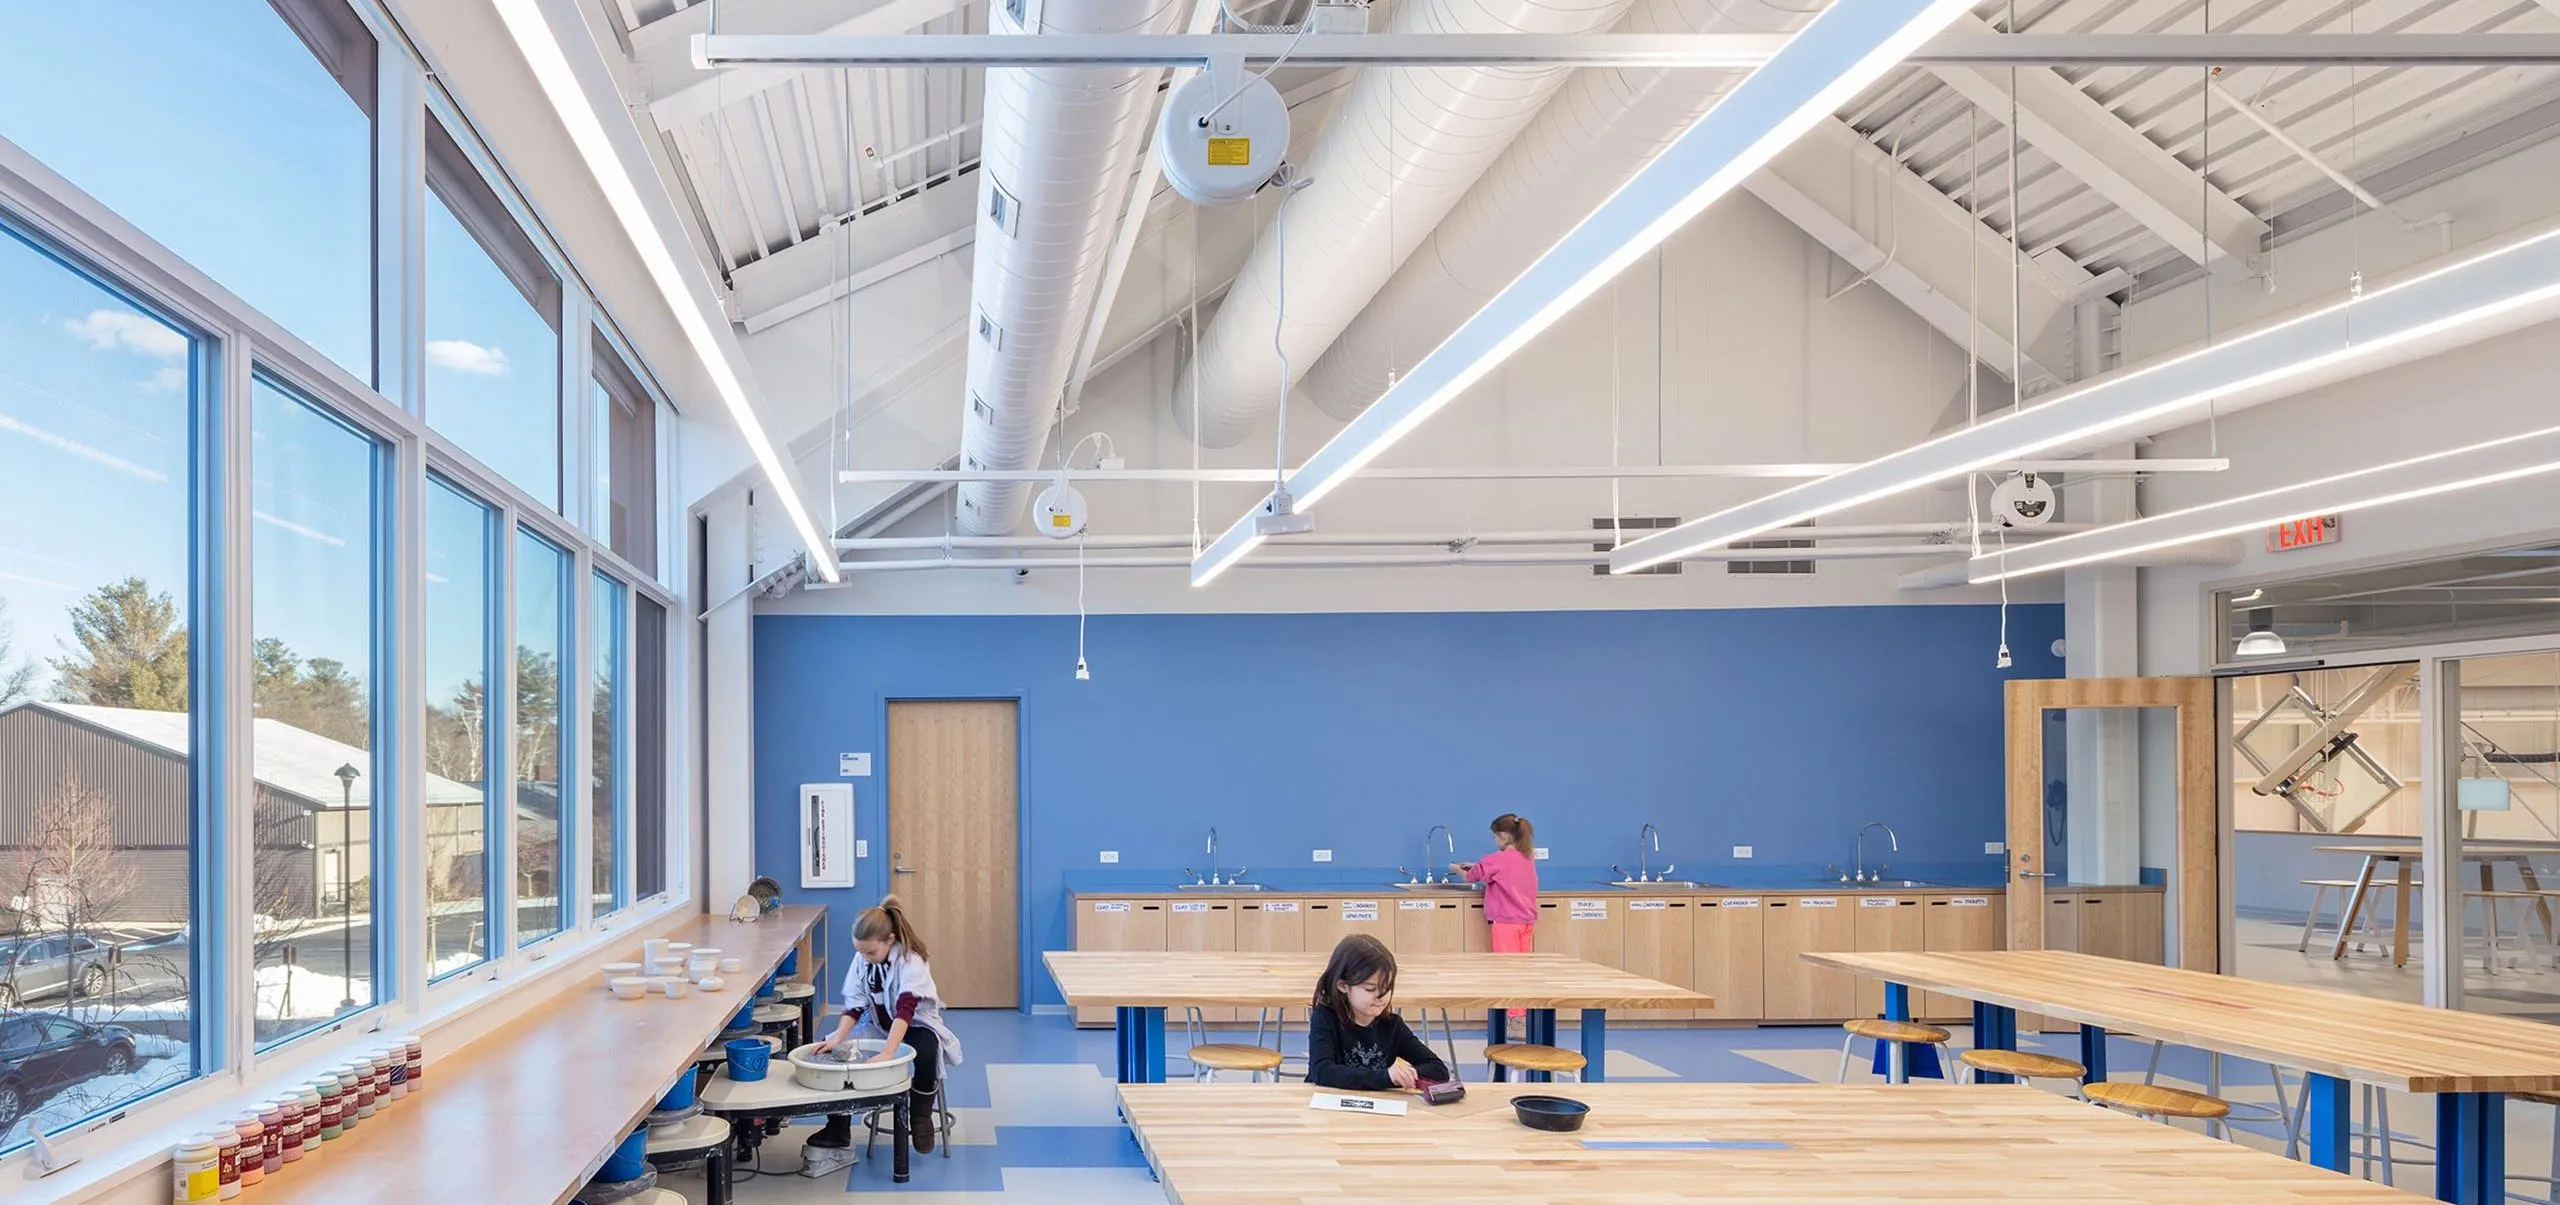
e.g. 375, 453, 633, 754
698, 1064, 910, 1113
2315, 841, 2560, 858
1116, 1082, 2412, 1203
1804, 949, 2560, 1093
262, 906, 821, 1205
1042, 950, 1713, 1010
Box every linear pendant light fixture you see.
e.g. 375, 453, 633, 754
491, 0, 842, 582
1967, 423, 2560, 583
1610, 222, 2560, 575
1191, 0, 1982, 586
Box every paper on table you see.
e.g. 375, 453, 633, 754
1310, 1093, 1409, 1116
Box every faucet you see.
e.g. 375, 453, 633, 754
1205, 827, 1221, 885
1855, 821, 1900, 883
1423, 825, 1454, 884
1638, 823, 1662, 882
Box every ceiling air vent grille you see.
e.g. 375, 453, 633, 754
1594, 517, 1679, 576
1728, 522, 1816, 575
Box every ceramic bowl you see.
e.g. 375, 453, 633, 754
663, 977, 692, 1000
719, 958, 744, 973
697, 976, 726, 992
609, 976, 650, 1000
601, 961, 643, 988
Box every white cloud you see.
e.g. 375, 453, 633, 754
0, 412, 170, 483
143, 366, 188, 393
64, 309, 188, 360
253, 509, 349, 548
427, 339, 510, 377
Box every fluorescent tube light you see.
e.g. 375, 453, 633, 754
1966, 423, 2560, 583
1191, 0, 1980, 585
491, 0, 842, 582
1610, 222, 2560, 575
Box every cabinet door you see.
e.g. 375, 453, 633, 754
1852, 896, 1927, 1020
2033, 896, 2082, 1032
1761, 897, 1857, 1021
1303, 898, 1390, 958
1233, 899, 1305, 953
1073, 899, 1169, 1026
1461, 901, 1490, 953
1918, 895, 2000, 1020
1533, 897, 1623, 1023
1618, 898, 1694, 1021
1168, 900, 1239, 1021
1693, 897, 1764, 1021
2120, 890, 2166, 965
1394, 899, 1467, 954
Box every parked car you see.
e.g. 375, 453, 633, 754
0, 935, 116, 1009
0, 1013, 136, 1130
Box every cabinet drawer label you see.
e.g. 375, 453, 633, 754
1949, 897, 1991, 908
1173, 901, 1209, 913
1572, 907, 1609, 921
1400, 899, 1436, 911
1093, 901, 1130, 913
1801, 898, 1838, 908
1860, 897, 1897, 908
1572, 899, 1609, 910
1628, 899, 1670, 911
1265, 901, 1300, 913
1721, 898, 1760, 908
1342, 905, 1380, 922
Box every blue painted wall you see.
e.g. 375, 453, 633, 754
752, 604, 2064, 1007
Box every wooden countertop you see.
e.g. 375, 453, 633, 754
1044, 950, 1711, 1010
1063, 882, 2157, 900
261, 906, 821, 1205
1803, 949, 2560, 1093
1117, 1082, 2410, 1203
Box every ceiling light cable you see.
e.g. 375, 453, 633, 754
1966, 104, 1984, 561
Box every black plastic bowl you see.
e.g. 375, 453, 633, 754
1512, 1095, 1590, 1132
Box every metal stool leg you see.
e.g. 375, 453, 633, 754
2300, 884, 2329, 953
1836, 1032, 1857, 1083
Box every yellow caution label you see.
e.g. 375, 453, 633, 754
1051, 512, 1074, 528
1206, 137, 1251, 167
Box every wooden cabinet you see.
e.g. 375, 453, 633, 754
1852, 895, 1926, 1020
1302, 897, 1391, 956
1394, 898, 1468, 954
1072, 898, 1168, 1025
1693, 896, 1765, 1021
2076, 890, 2166, 966
1761, 896, 1857, 1021
1918, 894, 2001, 1020
1533, 896, 1624, 1023
1461, 900, 1490, 953
1167, 899, 1238, 1021
1617, 897, 1694, 1021
1233, 899, 1305, 953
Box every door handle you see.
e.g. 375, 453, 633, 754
892, 865, 918, 875
2016, 871, 2056, 879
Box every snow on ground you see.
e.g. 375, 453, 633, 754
254, 964, 374, 1024
1, 1055, 187, 1147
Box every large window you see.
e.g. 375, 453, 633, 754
590, 574, 626, 917
514, 532, 570, 946
591, 338, 658, 574
0, 0, 376, 381
426, 122, 562, 511
0, 223, 200, 1148
249, 378, 384, 1046
423, 478, 496, 979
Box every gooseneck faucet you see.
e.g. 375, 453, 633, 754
1855, 821, 1899, 883
1638, 823, 1662, 882
1205, 827, 1221, 885
1423, 825, 1454, 884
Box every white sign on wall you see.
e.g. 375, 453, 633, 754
838, 752, 872, 777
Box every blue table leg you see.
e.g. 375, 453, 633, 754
2078, 1025, 2108, 1084
1139, 1006, 1167, 1085
2434, 1092, 2505, 1204
1487, 1010, 1509, 1082
1884, 984, 1911, 1084
1971, 1002, 2018, 1084
1580, 1009, 1607, 1084
2304, 1073, 2350, 1174
1114, 1007, 1135, 1084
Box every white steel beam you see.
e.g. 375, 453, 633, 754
639, 0, 961, 127
1929, 16, 2267, 274
730, 178, 979, 331
1746, 117, 2084, 388
838, 458, 2226, 484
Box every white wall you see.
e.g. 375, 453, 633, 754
759, 187, 2054, 616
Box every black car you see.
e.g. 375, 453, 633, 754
0, 1013, 136, 1129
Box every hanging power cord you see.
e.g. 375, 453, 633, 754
1965, 105, 1984, 563
1265, 168, 1316, 509
1190, 206, 1205, 553
1201, 10, 1315, 127
1074, 527, 1091, 680
2201, 0, 2221, 458
1993, 0, 2021, 670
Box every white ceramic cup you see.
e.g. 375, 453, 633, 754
663, 978, 692, 1000
642, 938, 671, 966
719, 957, 744, 973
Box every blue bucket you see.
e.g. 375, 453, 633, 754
598, 1126, 649, 1182
658, 1070, 697, 1112
756, 974, 779, 1002
725, 1038, 772, 1082
779, 949, 800, 976
725, 1005, 755, 1033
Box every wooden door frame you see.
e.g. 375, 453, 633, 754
2005, 677, 2218, 971
878, 694, 1034, 1011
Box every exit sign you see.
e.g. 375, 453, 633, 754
2267, 515, 2343, 553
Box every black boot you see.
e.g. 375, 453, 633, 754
908, 1090, 938, 1154
805, 1114, 854, 1149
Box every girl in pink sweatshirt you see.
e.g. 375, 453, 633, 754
1452, 812, 1539, 953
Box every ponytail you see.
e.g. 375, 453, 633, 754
1491, 813, 1533, 854
854, 894, 931, 960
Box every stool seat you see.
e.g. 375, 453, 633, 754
2085, 1081, 2231, 1120
1486, 1044, 1588, 1075
751, 1003, 798, 1025
775, 981, 816, 1000
1842, 1019, 1952, 1045
645, 1114, 732, 1156
2518, 1090, 2560, 1108
1958, 1049, 2086, 1081
1187, 1043, 1285, 1073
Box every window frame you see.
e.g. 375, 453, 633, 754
422, 471, 504, 985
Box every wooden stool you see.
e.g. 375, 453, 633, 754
2086, 1081, 2233, 1139
645, 1114, 733, 1205
1485, 1044, 1586, 1083
1837, 1019, 1953, 1084
1183, 1006, 1284, 1083
1957, 1048, 2086, 1087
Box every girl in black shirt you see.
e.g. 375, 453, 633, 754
1306, 934, 1452, 1092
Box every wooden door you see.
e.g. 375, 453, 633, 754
1918, 894, 2000, 1020
888, 700, 1021, 1007
1693, 897, 1763, 1021
1168, 899, 1238, 1021
1851, 895, 1926, 1020
1762, 897, 1856, 1021
1394, 899, 1467, 954
1072, 899, 1167, 1025
1618, 898, 1693, 1021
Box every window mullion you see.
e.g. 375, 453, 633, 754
389, 434, 429, 1011
376, 53, 426, 414
215, 326, 260, 1085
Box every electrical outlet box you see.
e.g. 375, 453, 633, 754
1309, 0, 1370, 34
856, 838, 869, 858
1732, 845, 1754, 859
1099, 850, 1119, 864
1533, 847, 1549, 860
1985, 841, 2006, 855
1312, 849, 1333, 863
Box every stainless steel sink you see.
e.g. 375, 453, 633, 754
1602, 880, 1709, 890
1177, 882, 1265, 891
1391, 881, 1482, 892
1814, 878, 1944, 889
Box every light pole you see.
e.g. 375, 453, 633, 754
334, 762, 360, 1011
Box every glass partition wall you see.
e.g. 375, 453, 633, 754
0, 0, 686, 1157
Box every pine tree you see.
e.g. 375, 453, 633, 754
49, 577, 188, 710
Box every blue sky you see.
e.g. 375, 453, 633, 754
0, 1, 580, 721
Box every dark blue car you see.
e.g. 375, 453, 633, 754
0, 1013, 136, 1130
